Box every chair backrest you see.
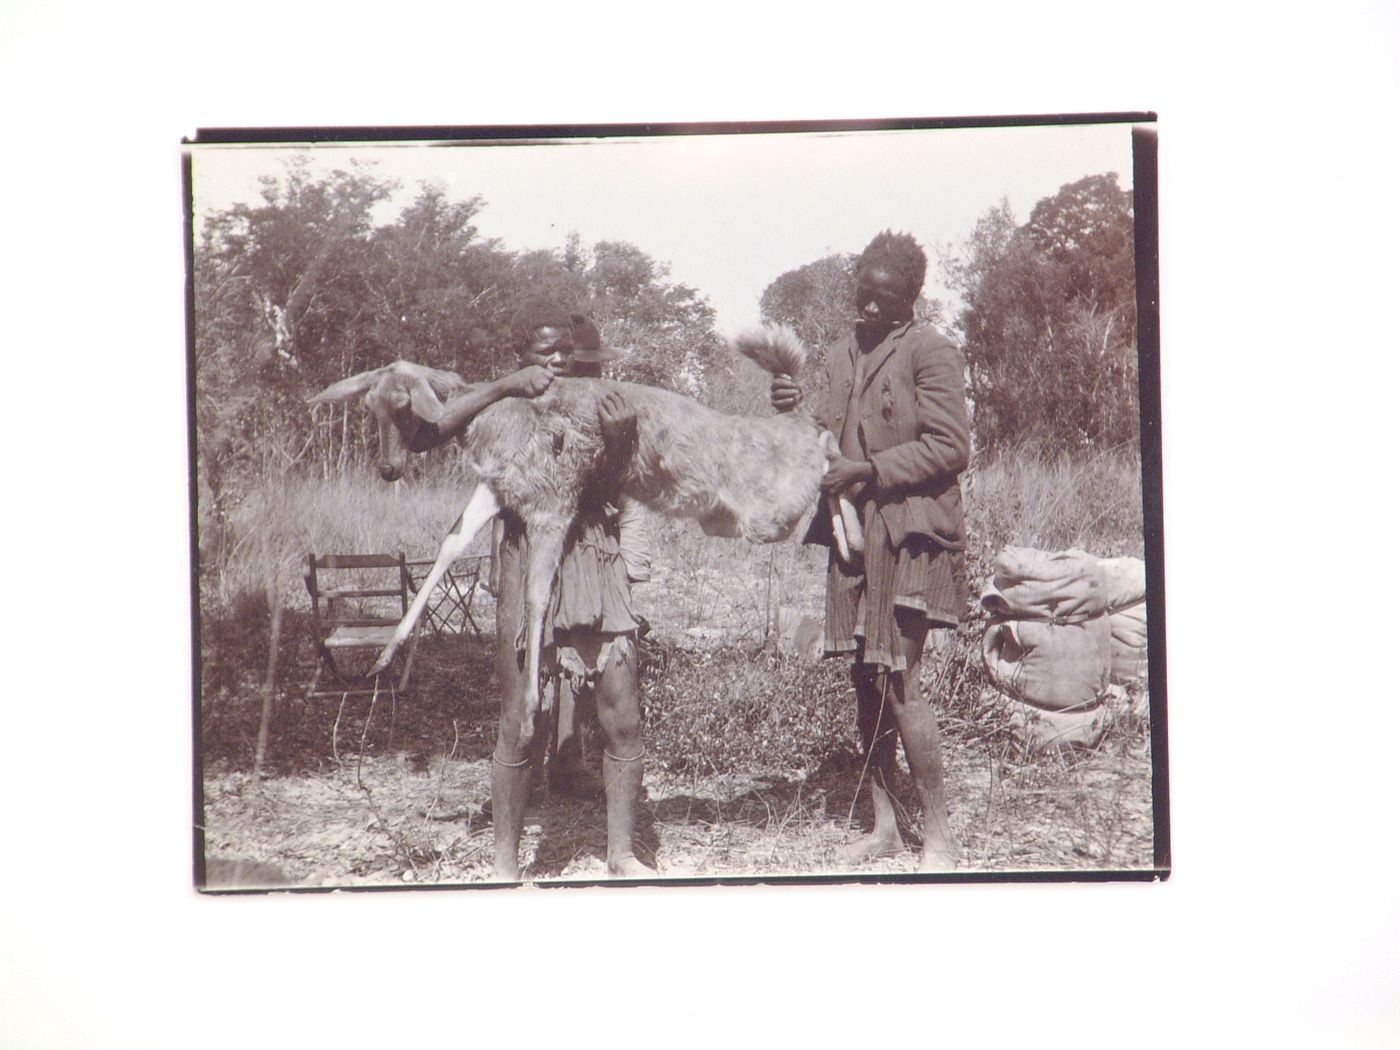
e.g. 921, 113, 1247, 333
305, 553, 411, 630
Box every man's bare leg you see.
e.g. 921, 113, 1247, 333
490, 527, 544, 881
491, 667, 546, 879
591, 636, 655, 877
837, 613, 959, 870
838, 661, 906, 865
490, 750, 532, 881
886, 609, 959, 871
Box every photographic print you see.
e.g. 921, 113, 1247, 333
187, 117, 1165, 890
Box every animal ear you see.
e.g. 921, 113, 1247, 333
385, 359, 467, 400
421, 365, 469, 400
308, 369, 384, 406
406, 372, 445, 422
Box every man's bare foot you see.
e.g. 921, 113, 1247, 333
836, 829, 905, 867
607, 854, 657, 878
917, 839, 959, 872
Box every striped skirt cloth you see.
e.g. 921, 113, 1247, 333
823, 500, 967, 673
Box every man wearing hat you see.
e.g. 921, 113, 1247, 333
406, 301, 655, 878
567, 313, 651, 583
544, 315, 652, 801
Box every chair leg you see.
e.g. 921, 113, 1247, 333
462, 579, 482, 637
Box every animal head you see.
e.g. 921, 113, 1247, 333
308, 361, 467, 481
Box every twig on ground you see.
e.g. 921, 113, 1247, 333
354, 678, 379, 792
421, 718, 462, 829
843, 676, 891, 843
348, 679, 423, 881
766, 784, 806, 863
331, 691, 349, 765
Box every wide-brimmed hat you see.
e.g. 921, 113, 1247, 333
569, 313, 623, 364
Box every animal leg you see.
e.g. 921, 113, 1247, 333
837, 494, 864, 557
371, 484, 500, 673
819, 430, 864, 563
518, 521, 568, 744
827, 493, 852, 562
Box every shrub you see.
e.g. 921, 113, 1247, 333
640, 640, 857, 776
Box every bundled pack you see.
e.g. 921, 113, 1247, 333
1099, 556, 1148, 684
984, 686, 1119, 749
980, 547, 1113, 711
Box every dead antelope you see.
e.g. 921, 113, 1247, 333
310, 326, 861, 740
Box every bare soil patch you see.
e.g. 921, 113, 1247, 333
200, 616, 1154, 889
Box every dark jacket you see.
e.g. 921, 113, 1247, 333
804, 320, 971, 552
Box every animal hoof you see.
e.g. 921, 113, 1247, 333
369, 644, 397, 675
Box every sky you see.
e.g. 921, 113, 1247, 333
190, 122, 1138, 333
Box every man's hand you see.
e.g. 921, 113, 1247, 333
503, 365, 555, 398
770, 374, 802, 412
598, 390, 637, 447
820, 454, 874, 495
589, 391, 639, 504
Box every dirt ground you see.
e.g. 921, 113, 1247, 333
199, 621, 1157, 890
202, 741, 1155, 889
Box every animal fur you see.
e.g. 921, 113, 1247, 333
309, 325, 852, 741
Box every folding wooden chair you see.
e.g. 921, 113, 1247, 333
303, 553, 420, 698
405, 554, 489, 637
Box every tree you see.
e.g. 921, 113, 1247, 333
192, 162, 730, 521
200, 158, 397, 373
759, 253, 856, 351
358, 184, 517, 380
578, 240, 723, 396
1025, 173, 1136, 322
196, 165, 528, 496
941, 174, 1138, 457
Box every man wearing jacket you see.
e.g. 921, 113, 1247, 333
772, 230, 968, 871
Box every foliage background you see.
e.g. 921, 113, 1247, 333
194, 160, 1140, 578
190, 155, 1153, 885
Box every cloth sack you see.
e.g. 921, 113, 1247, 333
980, 547, 1109, 622
980, 548, 1112, 710
986, 684, 1138, 751
1098, 556, 1148, 684
982, 616, 1113, 710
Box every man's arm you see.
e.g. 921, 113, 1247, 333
406, 366, 555, 451
616, 496, 652, 584
586, 390, 638, 507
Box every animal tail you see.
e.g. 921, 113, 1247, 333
730, 324, 808, 377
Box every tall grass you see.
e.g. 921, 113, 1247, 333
199, 444, 1145, 631
201, 472, 488, 612
198, 448, 1154, 872
965, 442, 1144, 563
637, 515, 827, 645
